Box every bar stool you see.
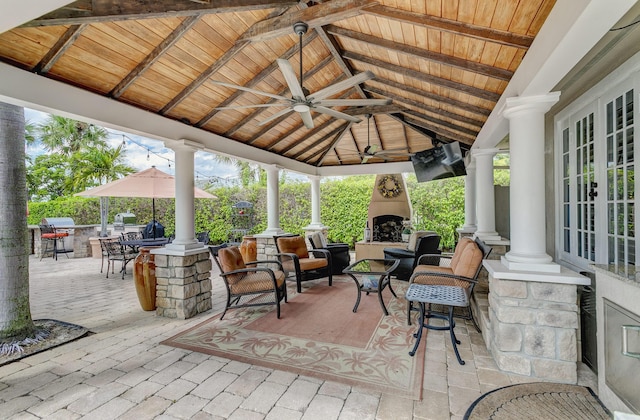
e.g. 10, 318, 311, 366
405, 283, 469, 365
39, 224, 70, 260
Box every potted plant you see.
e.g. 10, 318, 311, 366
402, 227, 411, 242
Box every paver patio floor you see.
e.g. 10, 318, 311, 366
0, 254, 597, 419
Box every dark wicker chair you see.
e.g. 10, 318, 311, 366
274, 235, 332, 293
209, 244, 287, 319
308, 231, 350, 275
383, 233, 441, 280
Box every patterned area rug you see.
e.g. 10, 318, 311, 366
161, 278, 425, 400
464, 382, 611, 420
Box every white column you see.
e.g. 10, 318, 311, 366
261, 164, 284, 236
460, 158, 477, 233
473, 148, 500, 241
502, 92, 560, 272
304, 175, 326, 230
165, 140, 201, 251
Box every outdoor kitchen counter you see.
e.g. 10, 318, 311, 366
29, 224, 100, 258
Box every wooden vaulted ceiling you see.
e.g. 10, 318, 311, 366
0, 0, 556, 167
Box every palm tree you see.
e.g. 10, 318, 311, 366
68, 144, 135, 192
38, 116, 107, 156
0, 102, 35, 341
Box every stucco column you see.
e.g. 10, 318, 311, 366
304, 175, 326, 230
473, 148, 500, 241
165, 140, 201, 251
261, 164, 284, 236
502, 92, 560, 272
460, 158, 477, 234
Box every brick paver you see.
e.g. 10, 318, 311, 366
0, 255, 596, 419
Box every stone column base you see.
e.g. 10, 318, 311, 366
154, 249, 212, 319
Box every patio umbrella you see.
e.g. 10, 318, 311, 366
76, 167, 216, 237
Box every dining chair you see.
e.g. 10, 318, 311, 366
209, 244, 287, 319
102, 239, 137, 279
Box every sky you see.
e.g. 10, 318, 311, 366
24, 108, 241, 186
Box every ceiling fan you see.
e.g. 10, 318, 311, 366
210, 22, 390, 129
360, 114, 414, 163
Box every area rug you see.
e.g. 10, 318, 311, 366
464, 382, 611, 420
161, 279, 425, 400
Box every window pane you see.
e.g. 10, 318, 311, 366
627, 128, 634, 163
608, 169, 614, 200
609, 203, 615, 234
618, 203, 625, 235
617, 132, 624, 165
629, 240, 635, 266
607, 135, 614, 167
617, 96, 623, 130
628, 165, 634, 200
626, 89, 634, 126
607, 101, 613, 134
618, 238, 625, 263
609, 236, 615, 264
564, 204, 570, 227
564, 229, 570, 253
629, 203, 635, 238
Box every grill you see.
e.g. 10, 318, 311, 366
114, 212, 136, 231
41, 217, 75, 252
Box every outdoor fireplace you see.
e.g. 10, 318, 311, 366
372, 214, 404, 242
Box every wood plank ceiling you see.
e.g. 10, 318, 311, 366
0, 0, 556, 167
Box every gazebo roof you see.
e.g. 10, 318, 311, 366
0, 1, 634, 176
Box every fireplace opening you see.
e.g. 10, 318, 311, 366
372, 215, 404, 242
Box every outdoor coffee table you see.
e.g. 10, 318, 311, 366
343, 258, 400, 315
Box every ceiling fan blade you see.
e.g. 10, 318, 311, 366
361, 155, 371, 164
210, 80, 288, 101
366, 144, 379, 155
314, 98, 391, 107
313, 106, 362, 123
277, 59, 306, 100
299, 110, 314, 129
256, 107, 294, 126
308, 71, 374, 101
213, 103, 288, 110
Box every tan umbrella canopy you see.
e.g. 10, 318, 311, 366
77, 166, 216, 236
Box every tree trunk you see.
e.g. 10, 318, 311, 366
0, 102, 34, 340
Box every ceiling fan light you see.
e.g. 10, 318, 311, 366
293, 103, 310, 112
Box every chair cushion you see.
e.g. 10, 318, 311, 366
218, 247, 246, 284
407, 231, 436, 252
282, 257, 328, 273
277, 236, 309, 259
452, 241, 483, 278
229, 270, 286, 294
309, 232, 328, 249
450, 237, 474, 272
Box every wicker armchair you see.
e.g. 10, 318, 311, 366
210, 244, 287, 319
407, 237, 492, 331
274, 235, 332, 293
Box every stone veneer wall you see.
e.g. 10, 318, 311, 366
154, 250, 212, 319
487, 274, 579, 382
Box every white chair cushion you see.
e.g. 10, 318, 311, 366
310, 232, 328, 248
407, 231, 437, 252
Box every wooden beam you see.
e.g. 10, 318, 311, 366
399, 113, 475, 146
400, 107, 479, 137
34, 24, 87, 74
314, 121, 352, 166
160, 40, 249, 115
196, 32, 318, 127
314, 27, 367, 98
224, 55, 334, 137
342, 104, 403, 116
365, 5, 533, 49
370, 77, 491, 117
292, 121, 346, 160
271, 117, 335, 152
111, 15, 201, 98
23, 0, 297, 27
343, 51, 500, 102
326, 25, 513, 81
238, 0, 376, 43
363, 86, 485, 127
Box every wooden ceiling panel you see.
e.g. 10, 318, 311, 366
0, 0, 558, 168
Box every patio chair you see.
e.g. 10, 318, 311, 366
102, 239, 137, 279
383, 232, 441, 280
196, 231, 210, 244
121, 231, 142, 241
407, 237, 492, 332
274, 235, 332, 293
209, 244, 287, 319
39, 224, 70, 261
308, 231, 350, 275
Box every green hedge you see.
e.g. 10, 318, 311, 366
27, 174, 465, 249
